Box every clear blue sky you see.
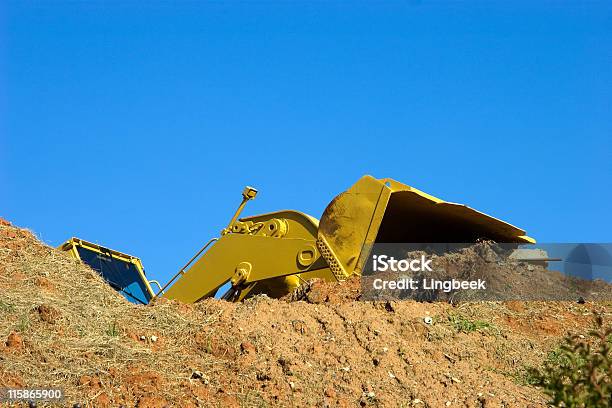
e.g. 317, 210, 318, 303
1, 2, 610, 285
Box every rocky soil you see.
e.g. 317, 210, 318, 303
0, 218, 610, 407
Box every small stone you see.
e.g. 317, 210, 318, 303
423, 316, 433, 325
289, 381, 296, 390
291, 320, 307, 334
340, 366, 351, 372
190, 370, 210, 385
36, 304, 60, 324
240, 341, 256, 354
445, 401, 451, 406
6, 332, 24, 350
150, 335, 158, 343
139, 335, 146, 341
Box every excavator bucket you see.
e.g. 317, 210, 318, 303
316, 175, 534, 280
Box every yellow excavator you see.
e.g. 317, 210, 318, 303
59, 175, 534, 304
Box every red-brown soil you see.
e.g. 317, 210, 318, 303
0, 218, 610, 407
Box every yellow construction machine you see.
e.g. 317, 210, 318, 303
59, 175, 534, 304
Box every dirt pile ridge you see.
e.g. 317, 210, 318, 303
0, 219, 610, 407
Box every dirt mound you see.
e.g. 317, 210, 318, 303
290, 243, 612, 305
284, 277, 362, 304
418, 243, 612, 302
0, 218, 610, 407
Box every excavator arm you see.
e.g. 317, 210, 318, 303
162, 230, 330, 302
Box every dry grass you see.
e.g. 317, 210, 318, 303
0, 224, 222, 406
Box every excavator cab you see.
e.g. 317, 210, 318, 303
59, 238, 158, 304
